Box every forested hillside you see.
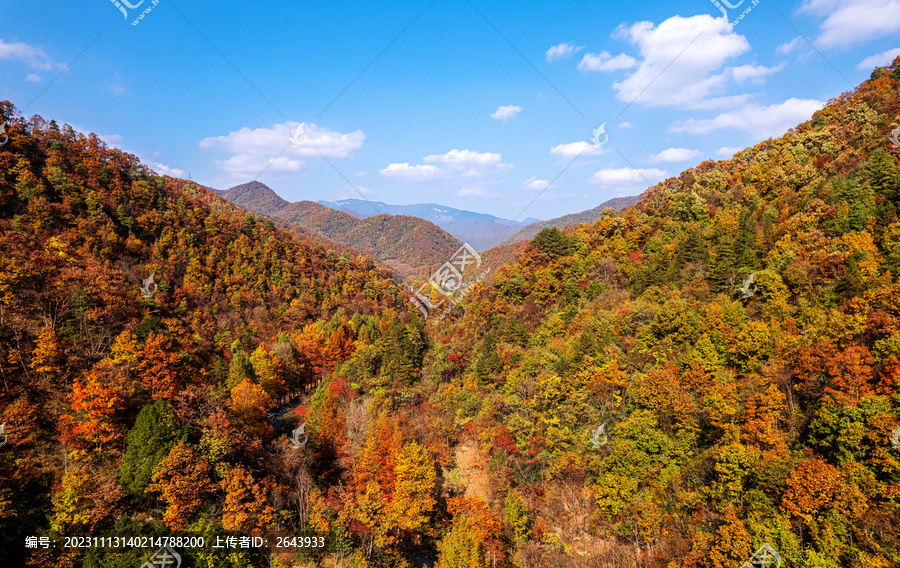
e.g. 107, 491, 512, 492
274, 201, 462, 281
419, 60, 900, 567
499, 194, 641, 246
220, 184, 463, 280
1, 54, 900, 568
218, 181, 290, 216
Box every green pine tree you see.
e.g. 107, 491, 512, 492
119, 399, 189, 496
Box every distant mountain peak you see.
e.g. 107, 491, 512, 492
219, 181, 289, 215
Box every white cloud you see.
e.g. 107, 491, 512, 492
550, 140, 608, 158
382, 149, 511, 184
611, 15, 753, 109
458, 183, 496, 197
152, 162, 186, 177
717, 146, 743, 156
669, 98, 825, 140
424, 149, 511, 175
25, 73, 41, 82
491, 104, 523, 121
99, 134, 124, 146
578, 51, 638, 72
799, 0, 900, 48
648, 147, 702, 163
0, 39, 60, 71
731, 63, 784, 82
588, 167, 668, 189
199, 122, 363, 177
379, 163, 445, 183
619, 121, 633, 128
522, 176, 549, 190
858, 47, 900, 69
777, 37, 804, 54
546, 42, 584, 62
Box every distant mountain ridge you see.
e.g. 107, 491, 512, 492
216, 183, 461, 280
217, 183, 640, 265
319, 199, 540, 250
499, 195, 641, 246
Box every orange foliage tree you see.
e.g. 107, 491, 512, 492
61, 364, 124, 458
148, 442, 212, 530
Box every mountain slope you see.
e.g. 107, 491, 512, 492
0, 100, 412, 565
271, 200, 462, 277
5, 57, 900, 568
319, 198, 538, 249
499, 195, 641, 246
413, 60, 900, 567
218, 180, 289, 215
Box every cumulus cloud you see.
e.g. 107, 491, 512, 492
381, 149, 511, 183
578, 51, 638, 72
522, 176, 549, 190
668, 98, 825, 140
199, 122, 363, 177
152, 162, 186, 177
0, 39, 61, 71
25, 73, 41, 82
648, 148, 702, 163
857, 47, 900, 69
379, 163, 445, 183
424, 149, 511, 175
588, 167, 668, 193
611, 15, 757, 109
491, 105, 523, 121
798, 0, 900, 48
550, 141, 608, 158
619, 121, 634, 128
716, 146, 743, 156
546, 42, 584, 62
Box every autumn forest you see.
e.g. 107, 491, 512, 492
3, 58, 900, 568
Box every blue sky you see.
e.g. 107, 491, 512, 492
2, 0, 899, 220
